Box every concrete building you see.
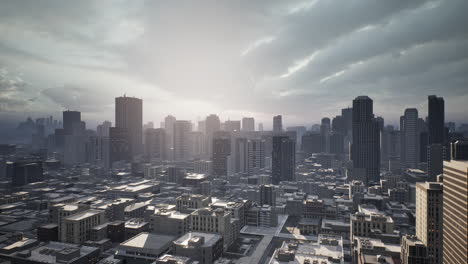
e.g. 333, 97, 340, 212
173, 121, 192, 161
415, 181, 443, 263
145, 128, 166, 160
173, 232, 223, 264
273, 115, 282, 133
61, 209, 105, 244
176, 194, 211, 213
212, 131, 231, 177
350, 212, 394, 241
194, 160, 213, 175
190, 208, 236, 250
259, 184, 276, 207
149, 209, 190, 236
116, 233, 175, 264
443, 159, 468, 264
401, 235, 429, 264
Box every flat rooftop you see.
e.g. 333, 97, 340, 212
64, 209, 102, 221
120, 232, 175, 249
173, 232, 222, 247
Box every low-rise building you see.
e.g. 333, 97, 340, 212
173, 232, 223, 264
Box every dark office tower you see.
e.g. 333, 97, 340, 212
242, 117, 255, 131
330, 133, 344, 155
271, 135, 295, 184
173, 120, 191, 161
351, 96, 380, 185
273, 115, 282, 133
401, 109, 420, 168
301, 133, 322, 156
332, 115, 345, 134
224, 120, 241, 132
443, 157, 468, 264
419, 131, 428, 163
63, 110, 81, 135
320, 118, 331, 153
341, 107, 353, 135
427, 144, 444, 181
115, 95, 143, 156
12, 160, 43, 187
205, 114, 221, 157
260, 184, 276, 206
109, 127, 131, 164
428, 95, 445, 145
212, 131, 231, 177
145, 128, 166, 160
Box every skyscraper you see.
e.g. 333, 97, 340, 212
212, 131, 231, 177
416, 181, 443, 263
260, 184, 276, 206
427, 95, 445, 181
271, 135, 295, 184
63, 110, 81, 135
401, 108, 420, 168
273, 115, 282, 133
443, 157, 468, 264
247, 139, 266, 175
165, 115, 176, 160
320, 117, 331, 153
428, 95, 445, 145
145, 128, 166, 160
115, 95, 143, 156
351, 96, 380, 185
205, 114, 221, 158
109, 127, 131, 164
242, 117, 255, 131
173, 120, 191, 161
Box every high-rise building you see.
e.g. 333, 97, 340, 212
164, 115, 176, 159
301, 133, 322, 156
428, 96, 445, 179
427, 144, 444, 181
351, 96, 380, 185
63, 110, 81, 135
205, 114, 221, 157
145, 128, 166, 160
451, 140, 468, 160
242, 117, 255, 131
115, 96, 143, 156
224, 120, 241, 132
320, 118, 331, 153
271, 135, 295, 184
109, 127, 131, 164
416, 181, 443, 263
259, 184, 276, 206
401, 108, 420, 168
341, 107, 353, 135
247, 139, 266, 175
428, 95, 445, 145
443, 158, 468, 264
212, 131, 231, 177
97, 121, 112, 137
86, 136, 110, 168
273, 115, 282, 133
173, 120, 191, 161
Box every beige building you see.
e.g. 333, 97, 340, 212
149, 209, 190, 236
415, 181, 443, 263
176, 194, 211, 213
190, 208, 236, 250
350, 212, 394, 240
443, 160, 468, 264
61, 209, 105, 244
173, 232, 223, 264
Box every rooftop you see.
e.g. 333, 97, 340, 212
64, 209, 102, 221
120, 232, 175, 250
173, 232, 222, 247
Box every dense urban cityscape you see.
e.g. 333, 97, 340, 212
1, 1, 468, 264
0, 93, 467, 264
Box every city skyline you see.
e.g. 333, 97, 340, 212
1, 0, 468, 128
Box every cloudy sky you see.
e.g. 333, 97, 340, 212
0, 0, 467, 129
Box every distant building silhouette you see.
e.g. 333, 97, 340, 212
115, 95, 143, 156
273, 115, 282, 133
271, 135, 295, 184
351, 96, 380, 185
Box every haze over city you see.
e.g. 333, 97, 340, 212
0, 1, 468, 264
